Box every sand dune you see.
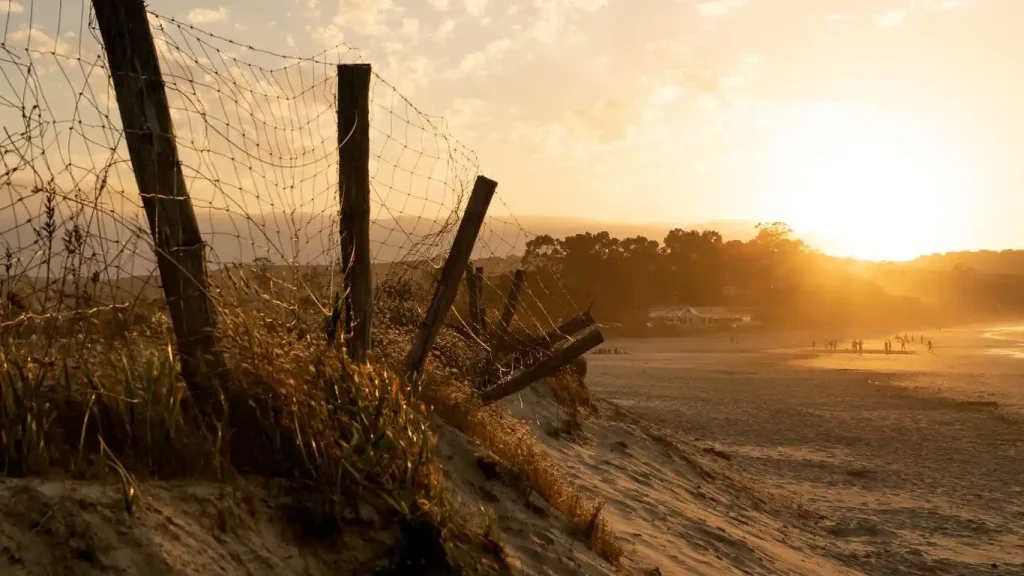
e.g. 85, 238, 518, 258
564, 325, 1024, 575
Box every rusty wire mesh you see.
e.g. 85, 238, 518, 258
0, 0, 581, 382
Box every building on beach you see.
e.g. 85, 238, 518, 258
648, 306, 752, 326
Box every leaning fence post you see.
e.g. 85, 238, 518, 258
492, 310, 595, 360
337, 63, 373, 363
92, 0, 227, 409
480, 328, 604, 405
499, 269, 526, 332
405, 176, 497, 382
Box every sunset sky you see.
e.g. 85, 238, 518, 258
10, 0, 1024, 261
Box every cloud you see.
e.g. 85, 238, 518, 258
448, 37, 512, 77
560, 98, 635, 144
8, 25, 72, 56
695, 0, 748, 17
0, 1, 24, 14
532, 0, 609, 43
428, 0, 450, 9
433, 19, 456, 42
400, 18, 420, 36
286, 34, 295, 47
874, 9, 908, 27
186, 7, 229, 24
463, 0, 487, 17
379, 53, 435, 95
442, 98, 489, 138
308, 23, 345, 45
937, 0, 968, 9
329, 0, 394, 36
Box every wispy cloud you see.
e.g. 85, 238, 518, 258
329, 0, 394, 36
428, 0, 450, 10
187, 6, 229, 24
533, 0, 609, 43
874, 9, 908, 28
400, 18, 420, 37
448, 37, 511, 78
463, 0, 487, 17
695, 0, 748, 18
0, 1, 24, 14
433, 19, 456, 43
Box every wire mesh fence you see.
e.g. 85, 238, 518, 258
0, 0, 584, 387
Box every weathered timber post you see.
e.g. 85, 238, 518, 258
480, 328, 603, 405
337, 63, 373, 363
405, 176, 497, 382
499, 269, 526, 332
493, 310, 595, 360
475, 266, 487, 335
93, 0, 227, 407
466, 264, 482, 336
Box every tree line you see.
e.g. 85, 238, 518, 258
517, 222, 1024, 332
522, 222, 806, 324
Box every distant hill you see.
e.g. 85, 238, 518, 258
0, 206, 766, 277
907, 250, 1024, 276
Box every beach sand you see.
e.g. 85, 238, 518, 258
571, 324, 1024, 574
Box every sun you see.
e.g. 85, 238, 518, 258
767, 104, 970, 261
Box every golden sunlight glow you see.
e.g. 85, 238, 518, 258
769, 104, 971, 261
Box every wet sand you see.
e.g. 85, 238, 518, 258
585, 325, 1024, 574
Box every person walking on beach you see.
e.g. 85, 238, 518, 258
928, 339, 934, 353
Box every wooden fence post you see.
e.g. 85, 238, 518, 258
499, 269, 526, 331
405, 176, 497, 382
480, 328, 604, 405
492, 310, 595, 360
337, 63, 373, 363
92, 0, 227, 409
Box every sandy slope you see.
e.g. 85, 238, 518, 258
0, 478, 388, 575
4, 325, 1020, 575
435, 419, 617, 576
576, 326, 1024, 575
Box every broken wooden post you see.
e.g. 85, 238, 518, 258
466, 264, 482, 336
405, 176, 497, 382
337, 63, 373, 363
475, 266, 487, 335
493, 310, 595, 359
480, 327, 603, 405
499, 269, 526, 332
93, 0, 227, 409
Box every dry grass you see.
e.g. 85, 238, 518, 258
0, 293, 507, 574
0, 203, 620, 573
422, 373, 625, 569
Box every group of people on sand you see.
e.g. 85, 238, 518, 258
811, 333, 934, 354
896, 332, 934, 353
811, 339, 861, 353
883, 338, 906, 353
811, 339, 841, 352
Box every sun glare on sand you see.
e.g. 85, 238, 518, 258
769, 105, 970, 261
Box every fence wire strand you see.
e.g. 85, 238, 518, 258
0, 0, 583, 385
